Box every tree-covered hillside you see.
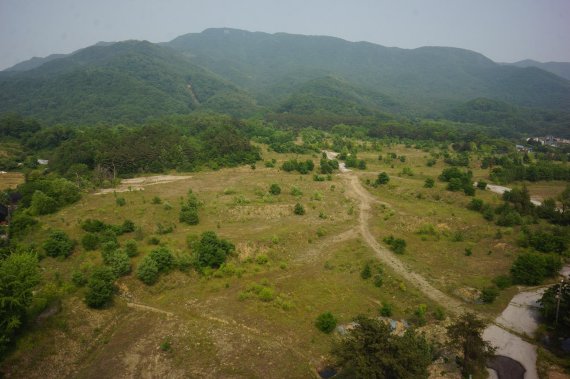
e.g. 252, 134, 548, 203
0, 41, 259, 124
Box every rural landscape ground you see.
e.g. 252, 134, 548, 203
1, 142, 568, 378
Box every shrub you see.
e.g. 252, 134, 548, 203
149, 246, 175, 273
383, 235, 406, 254
376, 172, 390, 185
124, 239, 138, 257
195, 231, 235, 268
176, 253, 193, 272
71, 271, 87, 287
30, 190, 58, 215
373, 274, 383, 288
85, 266, 115, 308
43, 230, 75, 258
467, 198, 484, 212
360, 263, 372, 279
179, 206, 199, 225
8, 213, 38, 238
106, 250, 131, 277
290, 186, 303, 196
380, 303, 393, 317
269, 184, 281, 195
424, 178, 435, 188
510, 252, 561, 285
477, 181, 487, 190
137, 256, 160, 285
121, 219, 135, 234
81, 233, 100, 251
492, 275, 512, 289
151, 196, 162, 204
258, 287, 276, 302
116, 197, 126, 207
293, 203, 305, 215
315, 311, 337, 333
81, 219, 107, 233
480, 287, 499, 303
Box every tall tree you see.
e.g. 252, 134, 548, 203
447, 313, 496, 378
332, 315, 432, 379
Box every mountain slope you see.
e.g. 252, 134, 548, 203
0, 40, 258, 124
510, 59, 570, 81
166, 28, 570, 113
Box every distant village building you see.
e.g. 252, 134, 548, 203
526, 136, 570, 148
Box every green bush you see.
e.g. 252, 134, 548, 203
179, 206, 199, 225
195, 231, 235, 268
383, 235, 406, 254
492, 275, 512, 289
106, 250, 131, 277
424, 178, 435, 188
124, 239, 138, 257
85, 266, 115, 308
71, 271, 87, 287
294, 203, 305, 215
269, 183, 281, 195
511, 252, 561, 285
116, 197, 126, 206
9, 213, 38, 238
373, 274, 383, 288
149, 246, 175, 273
376, 172, 390, 185
360, 263, 372, 279
380, 303, 393, 317
81, 233, 100, 251
480, 287, 499, 303
137, 256, 160, 285
315, 311, 337, 333
43, 230, 75, 258
30, 190, 58, 215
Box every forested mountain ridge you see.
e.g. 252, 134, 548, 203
166, 28, 570, 112
1, 28, 570, 131
508, 59, 570, 81
0, 40, 259, 124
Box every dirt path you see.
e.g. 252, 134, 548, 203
94, 175, 193, 195
342, 173, 465, 315
340, 170, 546, 378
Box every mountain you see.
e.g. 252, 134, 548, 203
0, 40, 258, 124
509, 59, 570, 81
1, 28, 570, 129
166, 28, 570, 113
4, 53, 68, 72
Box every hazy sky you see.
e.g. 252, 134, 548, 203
1, 0, 569, 70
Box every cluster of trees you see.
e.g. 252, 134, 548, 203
438, 167, 475, 196
319, 157, 339, 174
281, 159, 315, 174
490, 161, 570, 184
179, 190, 201, 225
329, 312, 495, 379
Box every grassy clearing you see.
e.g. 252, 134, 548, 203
0, 172, 24, 190
6, 143, 559, 376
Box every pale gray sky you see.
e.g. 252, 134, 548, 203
1, 0, 569, 70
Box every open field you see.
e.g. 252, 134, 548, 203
0, 172, 24, 190
2, 144, 567, 378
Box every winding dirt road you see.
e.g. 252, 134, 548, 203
343, 174, 465, 314
341, 171, 541, 379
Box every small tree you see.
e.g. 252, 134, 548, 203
447, 313, 495, 378
85, 266, 116, 308
315, 311, 337, 333
269, 183, 281, 195
106, 250, 131, 277
43, 230, 75, 258
81, 233, 100, 251
148, 246, 175, 273
294, 203, 305, 215
376, 172, 390, 185
137, 256, 159, 285
360, 262, 372, 279
332, 315, 432, 378
0, 252, 40, 355
124, 239, 138, 257
195, 231, 235, 268
30, 190, 58, 215
424, 178, 435, 188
